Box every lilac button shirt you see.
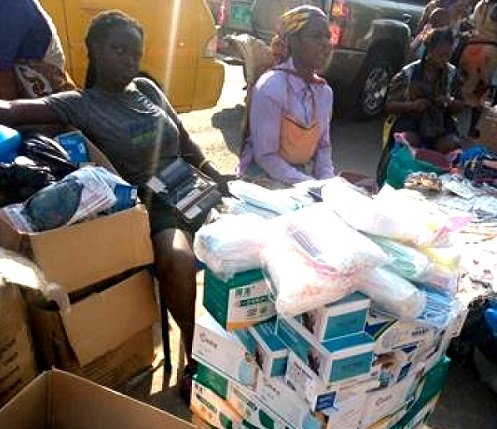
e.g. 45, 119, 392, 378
239, 59, 335, 185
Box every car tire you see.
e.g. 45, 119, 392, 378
349, 53, 395, 120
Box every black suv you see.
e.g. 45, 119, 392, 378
213, 0, 427, 118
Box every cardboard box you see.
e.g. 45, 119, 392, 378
0, 369, 197, 429
235, 318, 289, 377
0, 204, 154, 295
27, 270, 158, 388
193, 313, 259, 389
0, 283, 37, 408
203, 269, 276, 330
191, 379, 243, 429
299, 293, 370, 342
276, 316, 374, 384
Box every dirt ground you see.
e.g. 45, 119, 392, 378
121, 63, 497, 429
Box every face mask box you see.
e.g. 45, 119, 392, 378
299, 293, 370, 342
195, 363, 287, 429
359, 366, 425, 429
255, 372, 326, 429
191, 378, 243, 429
276, 316, 374, 385
285, 351, 380, 412
193, 313, 259, 389
365, 311, 436, 355
235, 318, 289, 377
324, 394, 367, 429
203, 269, 276, 331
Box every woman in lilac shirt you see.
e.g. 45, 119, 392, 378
239, 6, 335, 187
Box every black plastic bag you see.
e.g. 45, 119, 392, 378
19, 133, 77, 179
0, 162, 55, 207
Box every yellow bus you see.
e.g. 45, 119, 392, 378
41, 0, 225, 112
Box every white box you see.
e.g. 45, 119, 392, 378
193, 313, 258, 389
235, 318, 289, 377
227, 380, 287, 429
276, 316, 374, 384
365, 311, 436, 355
285, 351, 379, 412
325, 395, 367, 429
191, 379, 243, 429
360, 368, 424, 429
300, 292, 370, 342
256, 373, 326, 429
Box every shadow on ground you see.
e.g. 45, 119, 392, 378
211, 104, 246, 156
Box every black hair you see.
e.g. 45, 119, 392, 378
84, 10, 143, 88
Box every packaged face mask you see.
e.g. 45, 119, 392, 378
196, 363, 288, 429
276, 316, 374, 385
299, 292, 370, 342
203, 269, 276, 330
193, 313, 259, 389
255, 373, 327, 429
191, 378, 243, 429
235, 318, 288, 377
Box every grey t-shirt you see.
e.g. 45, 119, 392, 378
45, 78, 182, 186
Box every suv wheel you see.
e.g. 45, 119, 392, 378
352, 55, 394, 119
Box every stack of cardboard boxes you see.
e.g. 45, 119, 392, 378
0, 201, 158, 393
191, 267, 465, 429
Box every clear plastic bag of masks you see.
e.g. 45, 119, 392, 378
321, 178, 471, 247
369, 235, 460, 296
355, 267, 427, 320
261, 235, 358, 317
283, 204, 389, 275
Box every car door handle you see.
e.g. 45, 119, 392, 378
402, 14, 412, 24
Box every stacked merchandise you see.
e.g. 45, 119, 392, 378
191, 179, 468, 429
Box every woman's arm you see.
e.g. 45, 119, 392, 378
313, 92, 334, 180
0, 98, 61, 126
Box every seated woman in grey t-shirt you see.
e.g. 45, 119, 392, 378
0, 10, 233, 401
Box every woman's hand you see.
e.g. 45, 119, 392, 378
200, 160, 238, 196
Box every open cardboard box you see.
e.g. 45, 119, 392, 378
0, 204, 154, 296
27, 269, 159, 388
0, 137, 154, 296
0, 369, 196, 429
0, 282, 38, 408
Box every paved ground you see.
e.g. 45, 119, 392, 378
122, 64, 497, 428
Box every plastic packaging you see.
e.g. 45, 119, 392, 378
283, 204, 389, 275
356, 267, 426, 319
0, 125, 21, 162
322, 178, 469, 247
194, 213, 275, 280
22, 166, 117, 231
228, 180, 303, 215
369, 235, 431, 281
261, 236, 357, 317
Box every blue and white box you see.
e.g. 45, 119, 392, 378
235, 318, 289, 377
256, 373, 326, 429
276, 316, 374, 384
193, 313, 259, 389
55, 130, 90, 163
285, 351, 379, 412
300, 292, 370, 342
365, 311, 436, 355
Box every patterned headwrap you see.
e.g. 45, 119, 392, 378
271, 6, 327, 65
280, 5, 327, 36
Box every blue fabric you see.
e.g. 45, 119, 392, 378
0, 0, 51, 70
